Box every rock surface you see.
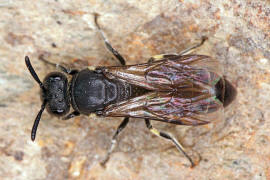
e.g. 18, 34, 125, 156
0, 0, 269, 179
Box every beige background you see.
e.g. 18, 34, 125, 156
0, 0, 269, 179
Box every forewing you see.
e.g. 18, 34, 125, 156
103, 91, 223, 125
102, 55, 223, 92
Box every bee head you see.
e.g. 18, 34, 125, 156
42, 72, 70, 116
25, 56, 70, 141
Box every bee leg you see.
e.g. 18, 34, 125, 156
145, 119, 195, 168
62, 111, 80, 120
147, 54, 178, 63
94, 13, 126, 66
179, 36, 208, 55
147, 36, 207, 63
38, 54, 78, 75
101, 117, 129, 166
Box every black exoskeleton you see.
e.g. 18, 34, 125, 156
70, 69, 134, 115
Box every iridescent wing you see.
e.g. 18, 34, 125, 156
103, 91, 223, 125
102, 54, 224, 125
102, 54, 223, 91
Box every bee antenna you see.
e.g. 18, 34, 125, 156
31, 100, 47, 141
25, 56, 48, 141
25, 56, 46, 92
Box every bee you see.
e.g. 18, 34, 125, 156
25, 14, 237, 167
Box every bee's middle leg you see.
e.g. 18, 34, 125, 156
101, 117, 130, 166
94, 13, 126, 66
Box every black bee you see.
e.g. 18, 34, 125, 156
25, 14, 236, 167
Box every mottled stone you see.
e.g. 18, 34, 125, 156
0, 0, 269, 179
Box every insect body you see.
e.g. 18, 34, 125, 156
25, 15, 236, 167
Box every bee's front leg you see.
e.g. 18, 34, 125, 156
38, 54, 78, 75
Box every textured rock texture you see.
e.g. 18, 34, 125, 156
0, 0, 269, 179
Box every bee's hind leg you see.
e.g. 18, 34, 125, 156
100, 117, 130, 167
179, 36, 208, 55
146, 36, 207, 63
94, 13, 127, 66
145, 119, 195, 168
